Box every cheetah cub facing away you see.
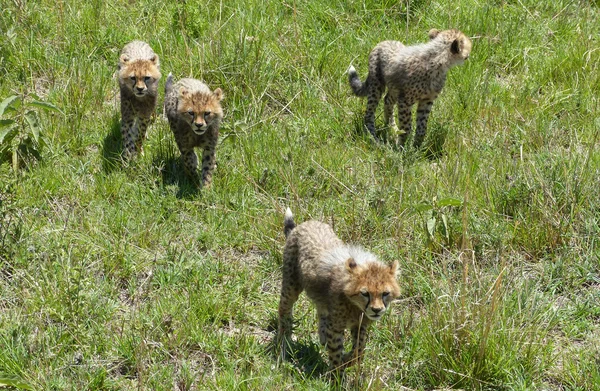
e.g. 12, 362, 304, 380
348, 29, 472, 148
277, 208, 400, 373
118, 40, 161, 159
164, 74, 224, 187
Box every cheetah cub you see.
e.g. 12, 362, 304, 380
118, 40, 161, 159
348, 29, 472, 148
164, 74, 224, 187
277, 208, 400, 373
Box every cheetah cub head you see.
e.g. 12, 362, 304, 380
119, 55, 161, 98
177, 86, 224, 135
429, 28, 473, 66
343, 257, 400, 321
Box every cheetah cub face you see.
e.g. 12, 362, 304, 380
344, 257, 398, 321
119, 54, 161, 99
177, 87, 224, 135
429, 28, 473, 66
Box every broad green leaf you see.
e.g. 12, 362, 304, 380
441, 213, 450, 242
30, 100, 64, 115
437, 197, 463, 207
426, 216, 436, 238
0, 119, 15, 128
414, 203, 433, 213
0, 124, 18, 145
0, 373, 33, 390
0, 95, 20, 117
24, 111, 41, 143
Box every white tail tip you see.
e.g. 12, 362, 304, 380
285, 207, 293, 219
347, 65, 356, 74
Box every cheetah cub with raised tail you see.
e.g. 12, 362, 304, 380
277, 208, 400, 373
118, 40, 161, 159
164, 74, 224, 187
348, 29, 472, 148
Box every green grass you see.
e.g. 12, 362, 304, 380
1, 0, 599, 389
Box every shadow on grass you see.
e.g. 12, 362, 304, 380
350, 114, 382, 145
153, 154, 200, 199
0, 144, 43, 171
350, 112, 450, 162
275, 338, 329, 379
349, 113, 401, 153
423, 122, 449, 161
101, 113, 123, 173
266, 318, 328, 379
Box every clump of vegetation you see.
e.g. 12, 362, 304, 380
415, 196, 464, 251
0, 94, 62, 171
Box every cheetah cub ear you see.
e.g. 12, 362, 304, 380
451, 38, 462, 54
120, 54, 130, 64
389, 260, 399, 277
213, 88, 224, 102
179, 86, 189, 97
150, 54, 159, 66
345, 257, 359, 273
428, 29, 440, 40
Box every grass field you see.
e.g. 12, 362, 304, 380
1, 0, 599, 390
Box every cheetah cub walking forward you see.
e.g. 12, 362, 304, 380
164, 74, 224, 187
348, 29, 472, 148
118, 41, 161, 159
277, 208, 400, 373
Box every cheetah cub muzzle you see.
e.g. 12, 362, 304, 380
277, 208, 400, 374
348, 29, 472, 148
118, 40, 161, 159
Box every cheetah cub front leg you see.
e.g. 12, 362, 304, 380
200, 139, 218, 187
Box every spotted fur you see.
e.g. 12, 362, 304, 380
349, 29, 472, 148
277, 208, 400, 373
164, 74, 224, 187
118, 40, 161, 159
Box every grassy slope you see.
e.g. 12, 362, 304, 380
1, 0, 599, 390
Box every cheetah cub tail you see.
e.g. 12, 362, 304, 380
165, 73, 174, 95
283, 208, 296, 238
163, 73, 175, 119
347, 65, 369, 97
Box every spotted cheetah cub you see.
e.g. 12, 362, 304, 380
349, 29, 472, 148
164, 74, 224, 187
118, 40, 161, 159
277, 208, 400, 373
